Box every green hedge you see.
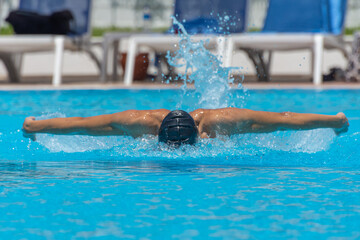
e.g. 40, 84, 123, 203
92, 27, 168, 36
345, 27, 360, 35
0, 25, 14, 35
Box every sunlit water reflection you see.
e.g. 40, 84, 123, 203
1, 161, 360, 239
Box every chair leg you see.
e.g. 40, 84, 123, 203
165, 56, 176, 81
53, 36, 65, 86
156, 53, 176, 81
155, 53, 165, 82
217, 36, 226, 63
265, 51, 272, 76
311, 49, 315, 79
313, 34, 324, 85
243, 48, 269, 82
224, 38, 234, 68
85, 49, 101, 72
0, 52, 21, 83
112, 41, 119, 81
124, 38, 137, 86
100, 37, 110, 82
13, 53, 23, 72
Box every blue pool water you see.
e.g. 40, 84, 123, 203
1, 89, 360, 239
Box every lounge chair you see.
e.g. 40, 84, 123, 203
224, 0, 348, 85
0, 0, 99, 86
122, 0, 248, 85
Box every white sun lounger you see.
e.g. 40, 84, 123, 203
224, 0, 348, 85
122, 0, 248, 85
0, 0, 99, 86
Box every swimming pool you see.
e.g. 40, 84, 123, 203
1, 89, 360, 239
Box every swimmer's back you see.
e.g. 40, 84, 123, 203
111, 109, 170, 137
190, 108, 253, 137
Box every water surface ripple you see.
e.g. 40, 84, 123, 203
0, 89, 360, 239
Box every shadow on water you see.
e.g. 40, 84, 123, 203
1, 158, 359, 184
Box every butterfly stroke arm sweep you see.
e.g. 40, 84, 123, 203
22, 109, 170, 138
23, 108, 349, 139
197, 108, 349, 137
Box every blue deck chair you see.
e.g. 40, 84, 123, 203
172, 0, 248, 34
122, 0, 248, 85
226, 0, 348, 84
0, 0, 99, 85
263, 0, 345, 34
18, 0, 91, 37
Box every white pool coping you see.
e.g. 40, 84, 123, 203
1, 82, 360, 91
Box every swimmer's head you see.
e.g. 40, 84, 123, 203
158, 110, 198, 147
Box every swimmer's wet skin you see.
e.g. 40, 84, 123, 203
22, 108, 349, 146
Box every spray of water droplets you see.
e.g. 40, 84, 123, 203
166, 17, 246, 109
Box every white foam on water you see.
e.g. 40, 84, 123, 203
36, 134, 123, 153
34, 117, 334, 155
34, 113, 127, 153
238, 129, 336, 153
108, 129, 335, 159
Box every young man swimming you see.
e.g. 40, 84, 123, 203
23, 108, 349, 146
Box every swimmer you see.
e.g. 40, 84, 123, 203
23, 108, 349, 146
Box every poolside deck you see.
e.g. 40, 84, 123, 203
0, 75, 359, 90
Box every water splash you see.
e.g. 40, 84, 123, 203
166, 17, 245, 109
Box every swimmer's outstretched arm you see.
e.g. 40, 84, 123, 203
201, 108, 349, 136
23, 109, 170, 138
23, 114, 117, 135
246, 110, 349, 134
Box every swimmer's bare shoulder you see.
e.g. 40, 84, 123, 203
111, 109, 170, 136
111, 109, 169, 124
191, 108, 253, 137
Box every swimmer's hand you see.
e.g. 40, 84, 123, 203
22, 117, 36, 141
334, 112, 349, 135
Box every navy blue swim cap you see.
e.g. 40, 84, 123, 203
158, 110, 198, 146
